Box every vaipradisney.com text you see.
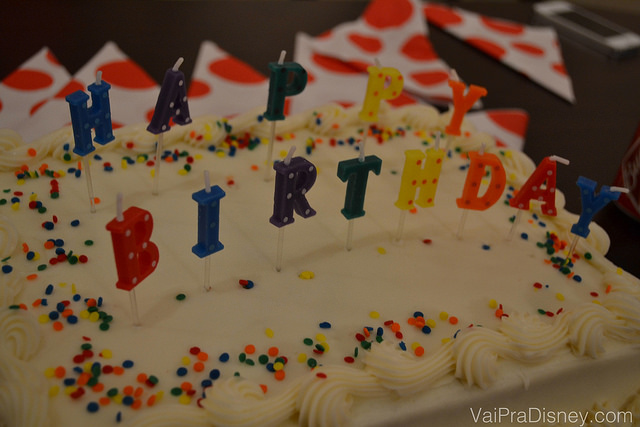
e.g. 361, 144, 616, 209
470, 407, 633, 426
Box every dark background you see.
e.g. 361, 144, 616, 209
1, 0, 639, 276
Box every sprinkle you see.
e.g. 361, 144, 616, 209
377, 247, 386, 255
556, 293, 565, 301
265, 328, 274, 338
298, 271, 315, 280
319, 322, 331, 329
369, 311, 380, 319
244, 344, 256, 355
176, 293, 186, 301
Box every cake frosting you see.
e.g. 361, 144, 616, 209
1, 102, 640, 427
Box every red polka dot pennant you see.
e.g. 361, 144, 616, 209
0, 47, 70, 142
293, 0, 454, 111
424, 3, 575, 103
187, 41, 268, 118
466, 109, 529, 150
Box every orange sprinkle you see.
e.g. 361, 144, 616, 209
52, 321, 63, 331
28, 148, 37, 157
415, 346, 425, 357
267, 347, 279, 357
409, 207, 418, 214
390, 322, 401, 333
147, 395, 157, 407
32, 299, 42, 308
495, 308, 504, 318
123, 385, 134, 396
189, 130, 196, 138
62, 309, 73, 318
113, 366, 125, 375
54, 366, 66, 378
193, 362, 205, 372
131, 399, 142, 410
99, 397, 111, 406
18, 303, 27, 310
92, 383, 105, 393
197, 351, 209, 362
260, 384, 268, 394
407, 317, 416, 326
94, 197, 101, 205
181, 382, 193, 391
26, 273, 38, 281
137, 373, 148, 383
86, 298, 97, 307
362, 327, 370, 338
274, 370, 286, 381
449, 316, 459, 325
164, 156, 174, 163
605, 284, 612, 294
77, 372, 91, 386
543, 259, 552, 265
134, 387, 144, 398
22, 243, 29, 253
44, 240, 55, 249
244, 344, 256, 355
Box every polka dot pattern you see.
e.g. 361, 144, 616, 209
424, 3, 575, 103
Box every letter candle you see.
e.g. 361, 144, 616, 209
455, 145, 506, 239
445, 70, 487, 137
337, 139, 382, 250
147, 57, 192, 194
394, 132, 445, 242
105, 193, 159, 326
192, 171, 225, 291
263, 51, 308, 181
565, 177, 629, 262
65, 71, 114, 213
270, 146, 317, 271
507, 155, 569, 240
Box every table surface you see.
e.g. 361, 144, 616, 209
1, 0, 639, 276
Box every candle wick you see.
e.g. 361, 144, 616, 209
278, 50, 286, 65
204, 170, 211, 193
374, 58, 381, 68
96, 71, 103, 86
435, 131, 441, 150
359, 139, 365, 162
284, 146, 296, 166
549, 155, 570, 166
116, 192, 124, 222
610, 186, 630, 194
173, 57, 184, 72
479, 142, 485, 156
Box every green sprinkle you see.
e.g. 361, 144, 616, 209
99, 323, 110, 331
84, 240, 94, 246
238, 353, 246, 363
37, 264, 47, 271
537, 309, 546, 315
176, 293, 186, 301
258, 355, 269, 365
170, 387, 182, 396
307, 358, 317, 368
303, 338, 313, 346
584, 252, 592, 260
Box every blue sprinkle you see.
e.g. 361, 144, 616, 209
176, 367, 188, 377
219, 353, 230, 363
97, 297, 103, 307
398, 342, 407, 351
116, 411, 122, 423
2, 265, 13, 274
73, 294, 81, 302
54, 239, 64, 247
63, 143, 70, 151
43, 222, 54, 230
122, 396, 134, 406
266, 363, 275, 372
63, 378, 76, 386
573, 275, 582, 283
201, 379, 213, 388
421, 325, 432, 334
45, 284, 54, 295
482, 244, 491, 250
55, 247, 66, 255
41, 298, 48, 306
319, 322, 331, 329
56, 302, 66, 312
73, 366, 83, 374
532, 213, 539, 220
122, 360, 134, 369
93, 154, 102, 161
315, 118, 321, 125
209, 369, 220, 380
413, 311, 424, 318
48, 311, 60, 320
74, 169, 81, 178
70, 219, 80, 227
376, 327, 384, 337
538, 221, 546, 227
87, 402, 100, 413
11, 197, 20, 203
67, 315, 78, 324
520, 233, 528, 240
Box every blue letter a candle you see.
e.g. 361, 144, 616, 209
270, 157, 317, 227
147, 59, 192, 134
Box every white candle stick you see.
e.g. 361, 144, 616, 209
264, 50, 287, 182
82, 157, 96, 213
152, 133, 164, 195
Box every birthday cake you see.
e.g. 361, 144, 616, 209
1, 99, 640, 427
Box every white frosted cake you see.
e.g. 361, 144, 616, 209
1, 102, 639, 427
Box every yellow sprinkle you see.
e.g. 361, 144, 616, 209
315, 333, 326, 342
426, 318, 436, 328
410, 342, 421, 351
555, 293, 565, 301
30, 252, 40, 261
44, 367, 56, 378
508, 172, 517, 181
57, 170, 66, 177
38, 314, 50, 324
265, 328, 274, 338
64, 386, 78, 396
121, 159, 128, 169
156, 391, 165, 402
29, 193, 38, 201
194, 154, 203, 160
88, 311, 100, 322
178, 169, 188, 176
16, 179, 26, 186
101, 349, 113, 359
71, 283, 77, 294
279, 150, 288, 158
616, 267, 623, 275
319, 342, 330, 353
79, 310, 90, 319
377, 247, 386, 255
11, 202, 20, 210
83, 362, 93, 372
442, 337, 451, 344
488, 299, 497, 309
299, 271, 315, 280
261, 137, 269, 145
504, 151, 512, 158
136, 155, 146, 163
297, 353, 307, 363
181, 356, 191, 366
58, 282, 67, 288
204, 133, 212, 141
593, 300, 602, 305
113, 394, 123, 404
273, 362, 284, 371
178, 395, 191, 405
439, 312, 449, 321
149, 169, 155, 177
48, 386, 60, 397
369, 311, 380, 319
216, 151, 226, 158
